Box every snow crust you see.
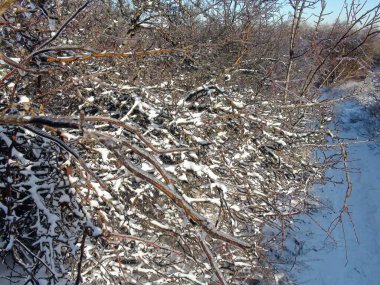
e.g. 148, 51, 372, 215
285, 75, 380, 285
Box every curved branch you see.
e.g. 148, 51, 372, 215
23, 125, 108, 191
198, 232, 228, 285
0, 53, 48, 75
100, 136, 251, 249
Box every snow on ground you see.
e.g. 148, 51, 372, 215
287, 75, 380, 285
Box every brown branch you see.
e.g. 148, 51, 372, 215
82, 116, 197, 154
198, 232, 228, 285
0, 20, 14, 25
44, 48, 178, 63
107, 134, 174, 184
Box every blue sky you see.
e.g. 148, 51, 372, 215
324, 0, 379, 21
281, 0, 380, 23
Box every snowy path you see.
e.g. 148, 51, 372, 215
288, 74, 380, 285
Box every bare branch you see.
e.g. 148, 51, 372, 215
198, 232, 228, 285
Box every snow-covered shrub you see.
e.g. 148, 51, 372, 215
0, 79, 326, 284
5, 0, 377, 284
0, 126, 101, 284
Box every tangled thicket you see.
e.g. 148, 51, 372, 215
0, 85, 327, 284
1, 0, 379, 284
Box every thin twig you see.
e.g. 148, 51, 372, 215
14, 239, 58, 281
198, 232, 228, 285
75, 229, 88, 285
107, 232, 183, 256
36, 1, 92, 51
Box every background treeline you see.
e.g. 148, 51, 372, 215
1, 0, 379, 108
